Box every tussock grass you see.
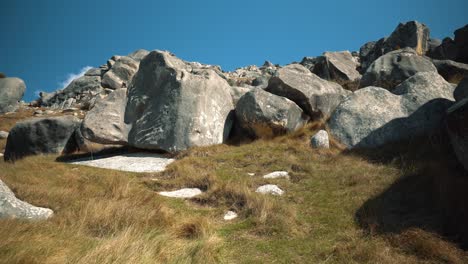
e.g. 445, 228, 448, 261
1, 114, 468, 263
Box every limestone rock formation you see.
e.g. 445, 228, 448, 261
0, 77, 26, 113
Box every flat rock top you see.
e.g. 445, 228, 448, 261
68, 152, 175, 173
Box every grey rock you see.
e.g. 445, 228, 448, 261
454, 77, 468, 101
0, 77, 26, 114
81, 88, 129, 145
125, 50, 235, 152
263, 171, 290, 179
158, 188, 202, 198
266, 64, 350, 120
310, 130, 330, 149
454, 25, 468, 63
251, 76, 269, 88
127, 49, 150, 61
0, 131, 8, 139
300, 56, 318, 71
432, 59, 468, 84
255, 184, 284, 196
312, 51, 361, 91
428, 37, 459, 61
360, 48, 437, 90
0, 179, 53, 220
330, 72, 455, 148
446, 98, 468, 171
223, 211, 238, 221
230, 86, 251, 105
235, 88, 309, 138
102, 56, 139, 89
84, 68, 102, 77
4, 116, 82, 161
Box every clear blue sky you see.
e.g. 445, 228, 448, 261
1, 0, 467, 102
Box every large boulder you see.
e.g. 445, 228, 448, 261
125, 50, 235, 152
432, 59, 468, 84
428, 24, 468, 64
0, 77, 26, 113
311, 51, 361, 91
360, 48, 437, 90
81, 88, 129, 145
0, 179, 53, 220
230, 86, 251, 105
127, 49, 150, 62
454, 77, 468, 101
235, 89, 309, 138
330, 72, 455, 148
102, 56, 139, 89
446, 98, 468, 171
265, 64, 350, 120
454, 25, 468, 63
4, 116, 82, 161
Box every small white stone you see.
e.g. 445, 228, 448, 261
247, 173, 255, 176
223, 211, 238, 221
263, 171, 289, 179
310, 130, 330, 149
256, 184, 284, 196
0, 131, 9, 139
0, 153, 3, 157
158, 188, 202, 198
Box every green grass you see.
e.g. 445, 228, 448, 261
1, 116, 468, 263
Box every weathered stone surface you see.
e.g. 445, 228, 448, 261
127, 49, 150, 61
159, 188, 202, 198
230, 86, 251, 105
427, 24, 468, 64
4, 116, 82, 161
84, 68, 102, 76
454, 25, 468, 63
102, 56, 139, 89
360, 48, 437, 90
330, 72, 455, 148
125, 50, 235, 152
454, 77, 468, 101
81, 88, 128, 145
0, 77, 26, 113
263, 171, 290, 179
256, 184, 284, 196
311, 51, 361, 91
235, 89, 309, 138
223, 211, 238, 221
266, 64, 350, 119
0, 179, 53, 220
432, 59, 468, 84
310, 130, 329, 149
0, 131, 8, 139
446, 98, 468, 171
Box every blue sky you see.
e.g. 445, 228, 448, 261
1, 0, 467, 102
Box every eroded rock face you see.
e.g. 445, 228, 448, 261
125, 50, 234, 152
360, 48, 437, 90
266, 64, 350, 120
454, 77, 468, 101
446, 98, 468, 172
0, 179, 53, 220
235, 89, 309, 138
81, 88, 129, 145
330, 72, 455, 148
310, 130, 329, 149
102, 56, 139, 89
4, 116, 82, 161
311, 51, 361, 91
0, 77, 26, 113
432, 59, 468, 84
230, 86, 251, 105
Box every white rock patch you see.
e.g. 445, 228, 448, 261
310, 130, 330, 149
68, 152, 175, 173
223, 211, 238, 221
263, 171, 289, 179
158, 188, 202, 198
256, 184, 284, 196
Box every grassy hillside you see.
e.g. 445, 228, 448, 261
1, 112, 468, 263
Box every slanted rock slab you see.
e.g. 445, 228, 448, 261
158, 188, 202, 198
256, 184, 284, 196
263, 171, 290, 179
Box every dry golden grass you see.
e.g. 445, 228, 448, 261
1, 113, 468, 263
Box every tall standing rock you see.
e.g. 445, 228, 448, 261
0, 179, 53, 220
81, 88, 129, 145
0, 77, 26, 113
446, 98, 468, 172
125, 50, 235, 152
4, 116, 82, 161
235, 89, 309, 138
360, 48, 437, 90
102, 56, 139, 89
311, 51, 361, 91
266, 64, 350, 120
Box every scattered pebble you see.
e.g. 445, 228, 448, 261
0, 131, 8, 139
0, 153, 3, 157
158, 188, 202, 198
263, 171, 289, 179
256, 184, 284, 196
247, 173, 255, 176
223, 211, 238, 221
310, 129, 330, 149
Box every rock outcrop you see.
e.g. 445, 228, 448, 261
360, 48, 437, 90
102, 56, 139, 89
0, 77, 26, 113
81, 88, 129, 145
310, 130, 330, 149
454, 77, 468, 101
266, 64, 350, 120
428, 24, 468, 64
124, 50, 234, 152
446, 98, 468, 171
0, 179, 53, 220
235, 89, 309, 138
330, 72, 454, 148
4, 116, 82, 161
432, 59, 468, 84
